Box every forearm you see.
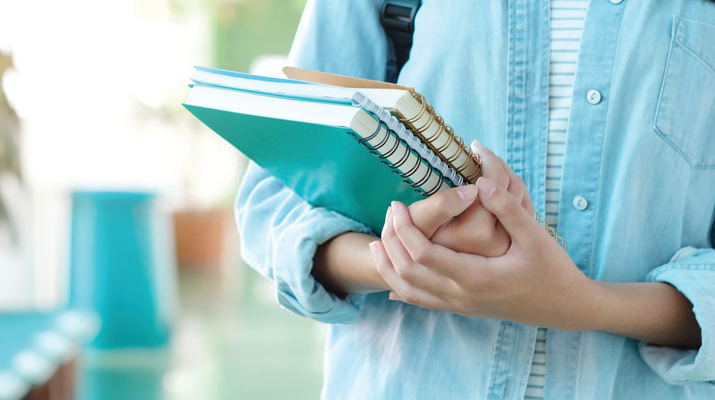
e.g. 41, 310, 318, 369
313, 232, 390, 295
587, 281, 701, 349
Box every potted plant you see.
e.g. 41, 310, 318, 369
0, 49, 34, 309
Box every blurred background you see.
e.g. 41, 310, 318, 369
0, 0, 326, 399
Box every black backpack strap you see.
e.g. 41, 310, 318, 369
380, 0, 422, 83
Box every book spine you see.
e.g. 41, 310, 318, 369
402, 93, 482, 184
352, 94, 465, 187
348, 115, 451, 197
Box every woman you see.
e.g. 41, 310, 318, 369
236, 1, 715, 398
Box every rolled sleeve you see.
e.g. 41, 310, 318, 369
236, 163, 373, 324
230, 0, 389, 325
639, 247, 715, 385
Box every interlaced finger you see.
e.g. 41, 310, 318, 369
370, 240, 455, 311
381, 203, 461, 298
390, 201, 487, 281
498, 157, 534, 214
471, 140, 509, 189
409, 185, 478, 238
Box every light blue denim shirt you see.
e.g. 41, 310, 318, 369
236, 0, 715, 398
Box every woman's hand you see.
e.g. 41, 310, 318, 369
311, 141, 534, 295
372, 177, 597, 331
407, 141, 534, 257
371, 177, 702, 348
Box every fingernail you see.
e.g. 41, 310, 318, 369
390, 201, 402, 216
456, 184, 478, 202
388, 291, 398, 301
385, 206, 391, 221
470, 140, 480, 152
478, 177, 497, 196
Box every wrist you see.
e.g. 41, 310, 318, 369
550, 274, 605, 332
313, 232, 390, 294
573, 279, 617, 333
582, 281, 701, 348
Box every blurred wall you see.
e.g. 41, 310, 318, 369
0, 0, 306, 309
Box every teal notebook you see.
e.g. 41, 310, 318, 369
189, 66, 470, 187
183, 83, 447, 234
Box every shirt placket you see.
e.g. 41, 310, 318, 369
559, 0, 625, 277
543, 1, 627, 399
488, 0, 551, 399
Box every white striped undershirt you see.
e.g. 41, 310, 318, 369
524, 2, 589, 400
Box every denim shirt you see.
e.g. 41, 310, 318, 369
235, 0, 715, 398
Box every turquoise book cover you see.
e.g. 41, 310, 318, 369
184, 104, 426, 234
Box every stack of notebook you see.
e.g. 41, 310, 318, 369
183, 66, 481, 234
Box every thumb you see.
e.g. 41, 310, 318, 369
476, 177, 538, 241
409, 184, 478, 238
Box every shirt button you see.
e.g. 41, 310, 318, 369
573, 196, 588, 211
610, 0, 623, 4
587, 90, 602, 104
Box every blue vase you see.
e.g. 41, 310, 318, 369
68, 191, 177, 349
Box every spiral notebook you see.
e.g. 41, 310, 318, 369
183, 66, 481, 234
282, 67, 482, 183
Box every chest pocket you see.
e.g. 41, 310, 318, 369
654, 17, 715, 169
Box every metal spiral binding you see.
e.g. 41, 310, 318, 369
352, 117, 444, 197
534, 212, 567, 250
399, 94, 565, 248
401, 93, 482, 183
352, 93, 463, 187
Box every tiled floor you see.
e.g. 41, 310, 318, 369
78, 264, 325, 400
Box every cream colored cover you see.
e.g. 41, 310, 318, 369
282, 66, 415, 93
